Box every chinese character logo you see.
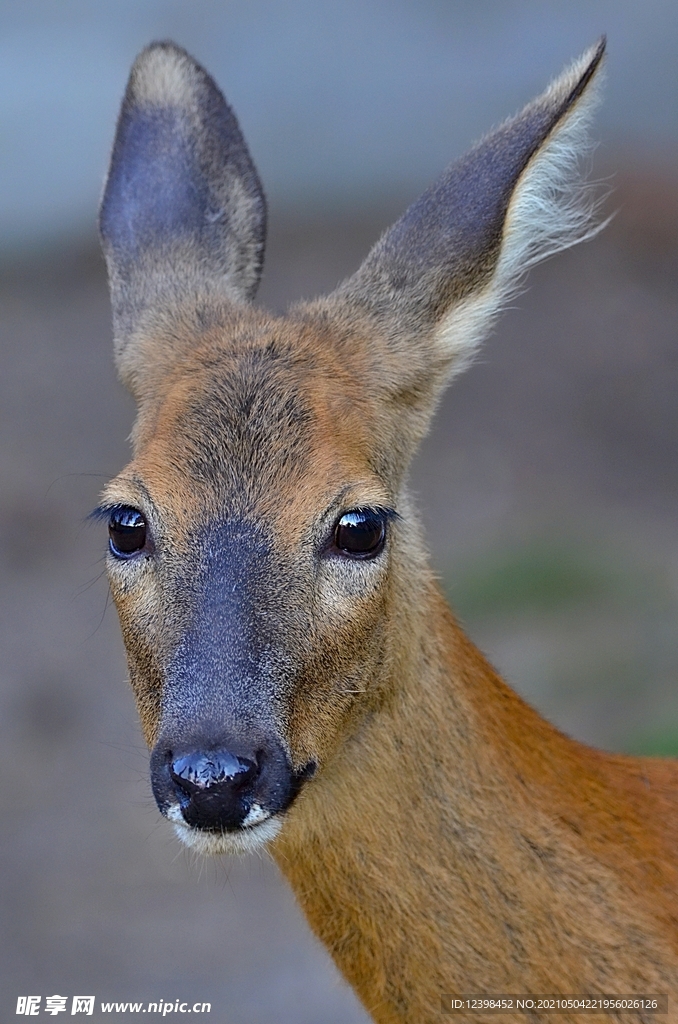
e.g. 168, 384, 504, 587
16, 996, 41, 1015
71, 998, 95, 1016
45, 995, 68, 1015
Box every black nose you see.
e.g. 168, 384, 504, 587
151, 729, 315, 834
169, 749, 260, 831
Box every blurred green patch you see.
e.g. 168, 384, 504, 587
443, 536, 678, 754
445, 540, 636, 620
623, 728, 678, 757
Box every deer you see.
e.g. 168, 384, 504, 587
96, 37, 678, 1023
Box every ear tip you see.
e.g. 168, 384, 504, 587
127, 39, 213, 109
575, 35, 607, 83
581, 35, 607, 78
137, 39, 189, 58
534, 35, 606, 124
131, 38, 195, 75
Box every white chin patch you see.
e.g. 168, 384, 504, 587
166, 803, 282, 856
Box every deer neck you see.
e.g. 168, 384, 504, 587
273, 583, 678, 1023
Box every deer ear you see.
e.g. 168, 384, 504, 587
100, 42, 266, 382
319, 39, 605, 452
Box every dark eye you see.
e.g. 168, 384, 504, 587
108, 507, 148, 558
333, 509, 387, 559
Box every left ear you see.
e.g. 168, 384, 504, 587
315, 39, 605, 454
99, 41, 266, 386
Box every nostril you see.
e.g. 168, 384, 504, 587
169, 749, 258, 799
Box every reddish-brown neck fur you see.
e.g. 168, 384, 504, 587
276, 583, 678, 1021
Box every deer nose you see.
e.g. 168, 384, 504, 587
169, 749, 260, 831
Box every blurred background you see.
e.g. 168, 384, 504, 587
1, 2, 677, 1021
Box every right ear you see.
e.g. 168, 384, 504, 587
99, 42, 266, 388
310, 40, 605, 469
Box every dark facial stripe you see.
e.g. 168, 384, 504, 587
160, 518, 295, 739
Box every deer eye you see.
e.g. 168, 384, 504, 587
334, 509, 387, 559
108, 507, 148, 558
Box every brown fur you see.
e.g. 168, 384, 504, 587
98, 38, 678, 1023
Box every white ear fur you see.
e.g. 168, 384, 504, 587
437, 45, 606, 380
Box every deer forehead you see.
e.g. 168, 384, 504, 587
110, 314, 393, 540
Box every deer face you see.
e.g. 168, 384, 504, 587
99, 309, 409, 853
